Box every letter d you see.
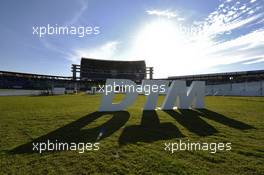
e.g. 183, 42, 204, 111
98, 79, 138, 111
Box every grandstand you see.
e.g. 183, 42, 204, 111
168, 70, 264, 96
0, 70, 75, 90
168, 70, 264, 85
75, 58, 151, 82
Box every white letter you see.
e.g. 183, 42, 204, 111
98, 79, 138, 111
143, 80, 169, 110
161, 81, 205, 110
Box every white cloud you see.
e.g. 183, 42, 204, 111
239, 5, 246, 10
66, 0, 88, 25
243, 57, 264, 64
200, 0, 263, 38
68, 41, 121, 63
177, 17, 185, 21
40, 38, 70, 57
146, 9, 177, 19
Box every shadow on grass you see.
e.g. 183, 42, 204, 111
164, 110, 218, 136
10, 108, 255, 153
197, 109, 255, 130
119, 110, 184, 145
10, 111, 130, 154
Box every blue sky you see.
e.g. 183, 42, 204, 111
0, 0, 263, 78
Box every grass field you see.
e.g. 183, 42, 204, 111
0, 94, 263, 174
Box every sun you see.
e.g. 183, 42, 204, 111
129, 19, 213, 78
132, 19, 184, 59
130, 19, 193, 77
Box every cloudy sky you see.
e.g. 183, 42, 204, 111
0, 0, 263, 78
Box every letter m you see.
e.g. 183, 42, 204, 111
161, 80, 205, 110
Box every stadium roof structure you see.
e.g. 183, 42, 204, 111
168, 69, 264, 85
0, 70, 72, 80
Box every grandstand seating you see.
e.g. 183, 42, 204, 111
80, 58, 146, 81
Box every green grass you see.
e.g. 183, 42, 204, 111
0, 94, 263, 174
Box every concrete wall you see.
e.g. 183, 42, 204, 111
0, 89, 42, 96
206, 81, 264, 96
0, 88, 67, 96
52, 87, 65, 95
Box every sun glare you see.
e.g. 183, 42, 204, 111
130, 19, 213, 78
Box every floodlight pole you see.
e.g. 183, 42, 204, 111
71, 64, 80, 80
146, 67, 154, 79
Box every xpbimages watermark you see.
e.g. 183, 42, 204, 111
96, 81, 167, 95
32, 24, 100, 37
32, 140, 100, 153
164, 140, 232, 154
